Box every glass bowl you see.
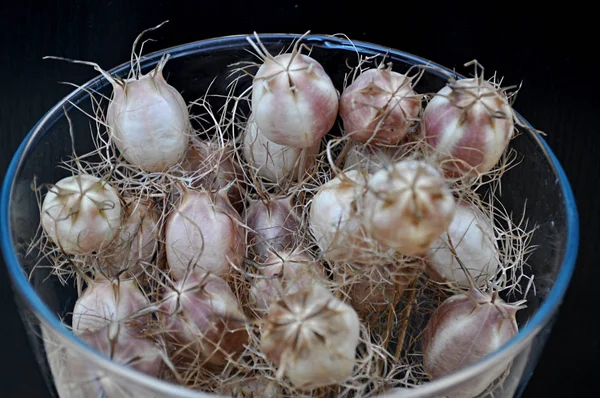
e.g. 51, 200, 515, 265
0, 33, 579, 398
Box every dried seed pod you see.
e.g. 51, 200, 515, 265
245, 195, 302, 260
243, 117, 320, 184
40, 174, 122, 255
165, 188, 244, 280
309, 170, 382, 263
422, 77, 514, 175
363, 159, 457, 255
422, 289, 522, 398
250, 36, 339, 149
57, 323, 162, 398
249, 248, 327, 315
45, 30, 190, 173
340, 67, 421, 145
260, 284, 360, 389
79, 323, 163, 378
71, 276, 150, 334
159, 272, 248, 367
181, 137, 244, 211
106, 54, 190, 172
103, 198, 160, 277
426, 202, 500, 288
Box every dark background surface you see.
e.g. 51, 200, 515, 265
1, 1, 598, 397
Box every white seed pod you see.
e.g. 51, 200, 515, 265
250, 37, 339, 149
309, 170, 381, 263
426, 202, 500, 288
422, 77, 514, 175
340, 67, 421, 144
165, 188, 244, 280
103, 198, 160, 277
249, 248, 327, 315
363, 160, 457, 255
105, 54, 190, 172
243, 117, 320, 184
80, 323, 163, 378
40, 174, 122, 255
159, 272, 249, 367
245, 195, 302, 260
71, 276, 150, 334
422, 289, 522, 398
181, 137, 244, 211
57, 323, 162, 397
260, 284, 360, 389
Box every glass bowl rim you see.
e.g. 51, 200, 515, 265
0, 33, 580, 397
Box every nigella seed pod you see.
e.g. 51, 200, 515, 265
249, 34, 339, 149
55, 323, 162, 398
426, 201, 500, 288
248, 248, 327, 315
243, 117, 320, 184
340, 67, 421, 145
103, 198, 160, 277
44, 25, 190, 173
71, 275, 151, 334
159, 272, 249, 367
245, 195, 302, 261
40, 174, 122, 255
165, 188, 244, 280
106, 54, 190, 172
44, 22, 191, 172
363, 159, 457, 255
260, 284, 360, 389
309, 170, 381, 263
78, 323, 163, 378
422, 289, 522, 398
422, 77, 514, 176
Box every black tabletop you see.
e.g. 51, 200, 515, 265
1, 1, 598, 397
